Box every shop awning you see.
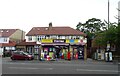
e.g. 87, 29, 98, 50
70, 43, 86, 45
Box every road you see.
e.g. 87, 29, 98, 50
2, 57, 119, 74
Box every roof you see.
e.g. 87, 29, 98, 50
16, 41, 37, 46
0, 41, 16, 47
26, 26, 86, 36
0, 29, 18, 37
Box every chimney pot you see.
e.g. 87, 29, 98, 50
49, 22, 52, 30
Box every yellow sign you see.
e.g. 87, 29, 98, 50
66, 39, 69, 43
41, 39, 53, 43
74, 39, 79, 43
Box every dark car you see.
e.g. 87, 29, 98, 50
11, 51, 34, 60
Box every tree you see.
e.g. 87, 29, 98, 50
95, 23, 117, 46
94, 22, 119, 58
76, 18, 107, 57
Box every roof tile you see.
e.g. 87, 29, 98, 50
26, 26, 86, 36
0, 29, 18, 37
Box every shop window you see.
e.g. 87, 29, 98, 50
49, 48, 53, 52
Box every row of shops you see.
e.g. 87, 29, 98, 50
16, 39, 87, 60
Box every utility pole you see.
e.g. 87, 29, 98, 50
108, 0, 110, 29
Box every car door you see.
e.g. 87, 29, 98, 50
14, 52, 20, 60
19, 52, 25, 60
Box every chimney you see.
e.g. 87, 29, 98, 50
49, 22, 52, 30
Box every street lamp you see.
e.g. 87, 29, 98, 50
104, 0, 113, 62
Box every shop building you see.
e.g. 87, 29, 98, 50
0, 29, 25, 57
26, 23, 87, 60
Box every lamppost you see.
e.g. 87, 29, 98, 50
105, 0, 113, 62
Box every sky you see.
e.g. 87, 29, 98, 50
0, 0, 120, 33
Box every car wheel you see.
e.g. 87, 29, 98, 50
25, 58, 29, 60
11, 57, 15, 60
29, 58, 31, 60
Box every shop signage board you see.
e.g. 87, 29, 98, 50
41, 39, 87, 45
41, 39, 53, 43
53, 39, 65, 43
77, 47, 84, 59
66, 39, 79, 43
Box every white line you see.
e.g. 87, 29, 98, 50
9, 67, 39, 70
8, 67, 53, 70
76, 69, 118, 73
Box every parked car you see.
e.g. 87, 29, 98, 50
11, 51, 34, 60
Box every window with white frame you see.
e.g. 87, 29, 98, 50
80, 36, 83, 39
71, 36, 76, 39
51, 35, 57, 39
56, 35, 59, 39
69, 36, 71, 39
65, 36, 69, 39
58, 35, 60, 39
3, 38, 7, 42
37, 35, 45, 41
76, 36, 80, 39
61, 36, 65, 39
37, 36, 40, 41
28, 36, 32, 41
45, 35, 49, 39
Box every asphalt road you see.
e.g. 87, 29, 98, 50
2, 57, 119, 74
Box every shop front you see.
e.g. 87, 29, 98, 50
40, 39, 86, 60
40, 43, 70, 60
71, 45, 84, 60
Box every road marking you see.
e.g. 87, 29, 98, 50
76, 69, 118, 73
8, 67, 39, 70
8, 67, 53, 70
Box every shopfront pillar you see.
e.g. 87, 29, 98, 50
84, 44, 87, 60
39, 45, 42, 60
70, 45, 73, 59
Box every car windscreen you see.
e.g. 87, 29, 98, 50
23, 52, 29, 55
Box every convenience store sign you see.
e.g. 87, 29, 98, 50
41, 39, 86, 43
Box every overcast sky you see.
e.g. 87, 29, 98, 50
0, 0, 119, 33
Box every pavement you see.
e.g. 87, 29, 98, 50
2, 57, 119, 65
